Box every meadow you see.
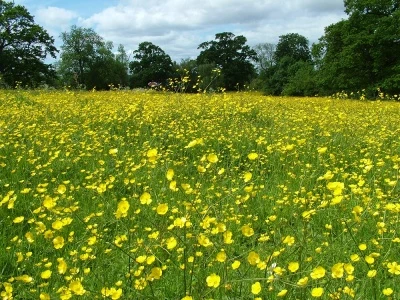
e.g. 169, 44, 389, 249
0, 89, 399, 300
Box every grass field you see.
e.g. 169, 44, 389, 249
0, 89, 399, 299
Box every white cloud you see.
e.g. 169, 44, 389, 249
36, 6, 78, 31
78, 0, 346, 61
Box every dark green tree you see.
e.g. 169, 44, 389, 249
316, 0, 400, 96
262, 33, 311, 95
0, 0, 58, 87
197, 32, 257, 90
129, 42, 173, 88
273, 33, 311, 63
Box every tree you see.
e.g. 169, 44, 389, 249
58, 26, 128, 89
253, 43, 276, 73
0, 0, 58, 87
316, 0, 400, 96
59, 26, 105, 88
197, 32, 257, 90
262, 33, 311, 95
274, 33, 311, 63
129, 42, 173, 88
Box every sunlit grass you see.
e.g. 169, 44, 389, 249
0, 89, 399, 299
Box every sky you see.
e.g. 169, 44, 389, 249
13, 0, 348, 62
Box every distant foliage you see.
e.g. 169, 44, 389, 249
0, 0, 58, 87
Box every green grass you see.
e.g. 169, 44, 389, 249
0, 89, 399, 299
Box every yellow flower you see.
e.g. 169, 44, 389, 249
216, 250, 227, 262
41, 270, 52, 279
311, 287, 324, 297
367, 270, 377, 278
310, 266, 326, 279
232, 260, 241, 270
243, 172, 252, 182
149, 267, 162, 280
109, 148, 118, 155
206, 273, 221, 288
241, 224, 254, 237
247, 251, 260, 265
358, 243, 367, 250
288, 261, 299, 273
181, 296, 193, 300
57, 258, 67, 274
248, 152, 258, 160
387, 262, 400, 275
39, 293, 50, 300
166, 169, 174, 180
156, 203, 168, 215
207, 153, 218, 163
317, 147, 327, 154
382, 288, 393, 296
53, 236, 65, 249
115, 198, 130, 218
297, 276, 309, 286
365, 255, 374, 264
140, 192, 152, 205
198, 234, 213, 247
331, 263, 344, 278
43, 195, 56, 209
251, 282, 262, 295
223, 230, 233, 244
69, 280, 85, 295
277, 289, 288, 297
13, 216, 24, 223
15, 274, 33, 283
282, 235, 295, 246
166, 237, 177, 249
57, 184, 67, 194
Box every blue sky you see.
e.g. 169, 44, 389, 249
14, 0, 347, 62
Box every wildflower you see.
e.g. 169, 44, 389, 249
69, 280, 85, 295
241, 224, 254, 237
367, 270, 377, 278
247, 251, 260, 265
282, 235, 295, 246
156, 203, 168, 215
206, 273, 221, 288
41, 270, 52, 279
310, 266, 326, 279
140, 192, 152, 205
13, 216, 24, 223
243, 172, 252, 182
232, 260, 241, 269
57, 184, 67, 194
248, 152, 258, 160
382, 288, 393, 296
297, 276, 309, 286
387, 262, 400, 275
115, 198, 130, 218
166, 237, 177, 249
53, 236, 65, 249
251, 282, 262, 295
331, 263, 344, 278
288, 261, 299, 272
166, 168, 174, 180
207, 153, 218, 163
311, 287, 324, 297
277, 289, 288, 297
109, 148, 118, 155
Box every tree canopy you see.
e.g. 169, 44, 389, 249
58, 26, 128, 89
129, 42, 173, 88
197, 32, 257, 90
0, 0, 58, 87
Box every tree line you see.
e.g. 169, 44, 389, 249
1, 0, 399, 97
